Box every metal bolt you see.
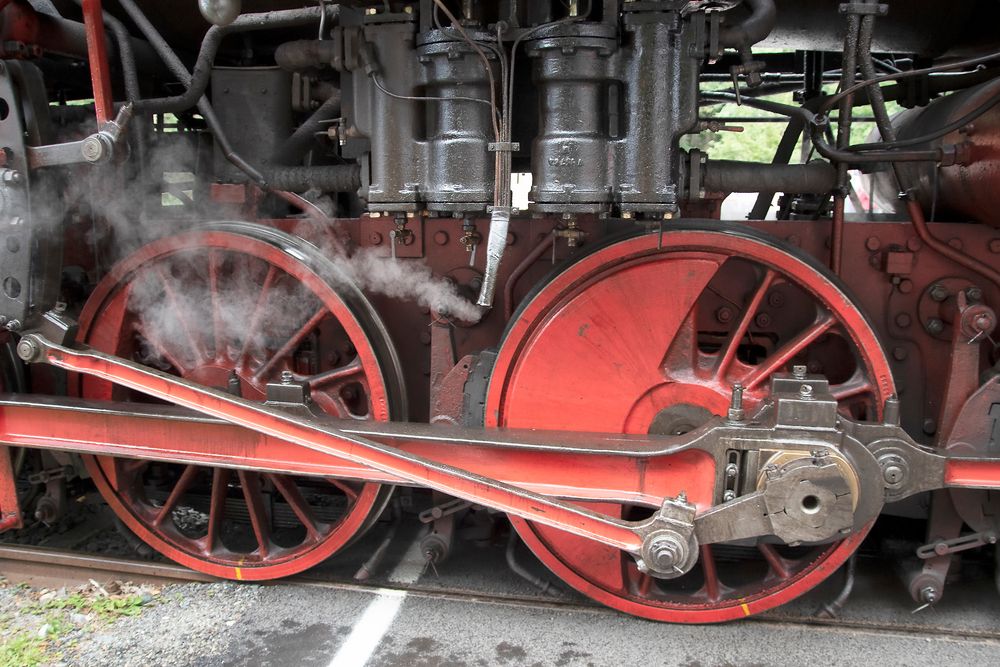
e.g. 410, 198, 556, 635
792, 365, 808, 380
280, 370, 294, 385
892, 347, 908, 362
865, 236, 882, 251
728, 383, 745, 422
723, 490, 736, 502
883, 464, 904, 485
81, 135, 105, 163
920, 586, 938, 605
967, 287, 983, 302
883, 396, 901, 426
725, 463, 738, 479
925, 318, 944, 335
895, 313, 912, 329
5, 319, 20, 331
15, 336, 38, 362
799, 384, 814, 399
923, 417, 937, 435
715, 307, 733, 324
974, 313, 995, 333
929, 284, 949, 302
647, 534, 684, 572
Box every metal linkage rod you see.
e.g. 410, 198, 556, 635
16, 333, 648, 556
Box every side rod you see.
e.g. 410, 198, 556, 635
16, 334, 647, 554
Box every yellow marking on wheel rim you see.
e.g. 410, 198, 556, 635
741, 602, 751, 616
235, 567, 243, 581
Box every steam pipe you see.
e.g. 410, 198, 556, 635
134, 6, 340, 114
830, 10, 862, 275
702, 160, 836, 194
265, 164, 360, 193
905, 198, 1000, 290
719, 0, 777, 49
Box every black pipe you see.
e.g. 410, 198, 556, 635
719, 0, 777, 49
265, 164, 360, 193
134, 6, 340, 114
116, 0, 266, 185
703, 160, 836, 194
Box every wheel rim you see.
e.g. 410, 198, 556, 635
78, 227, 405, 580
486, 227, 893, 623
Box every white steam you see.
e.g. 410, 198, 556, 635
334, 246, 482, 323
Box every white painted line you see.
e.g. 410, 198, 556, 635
327, 536, 426, 667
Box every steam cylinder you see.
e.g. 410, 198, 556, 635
353, 19, 423, 212
527, 25, 617, 214
418, 33, 498, 213
615, 11, 700, 215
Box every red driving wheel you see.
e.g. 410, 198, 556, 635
77, 225, 406, 580
486, 226, 893, 623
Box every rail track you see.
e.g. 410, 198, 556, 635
3, 541, 999, 643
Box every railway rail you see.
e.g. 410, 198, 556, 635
3, 541, 1000, 645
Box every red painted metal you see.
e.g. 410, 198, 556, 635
0, 398, 716, 507
76, 231, 396, 580
40, 338, 651, 554
81, 0, 114, 125
945, 459, 1000, 488
487, 229, 894, 623
0, 446, 21, 532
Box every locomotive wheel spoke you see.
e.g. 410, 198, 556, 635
204, 468, 230, 555
208, 250, 224, 362
80, 229, 403, 581
831, 369, 875, 402
152, 465, 199, 527
140, 330, 188, 373
490, 229, 891, 623
714, 268, 776, 381
742, 313, 836, 391
700, 545, 723, 602
238, 471, 271, 558
758, 543, 792, 580
153, 265, 206, 366
268, 474, 321, 541
307, 357, 365, 391
327, 478, 360, 502
253, 306, 329, 382
238, 265, 279, 364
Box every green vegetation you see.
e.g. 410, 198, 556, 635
0, 632, 48, 667
37, 591, 146, 619
0, 585, 153, 666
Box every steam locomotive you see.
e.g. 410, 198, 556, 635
0, 0, 998, 623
